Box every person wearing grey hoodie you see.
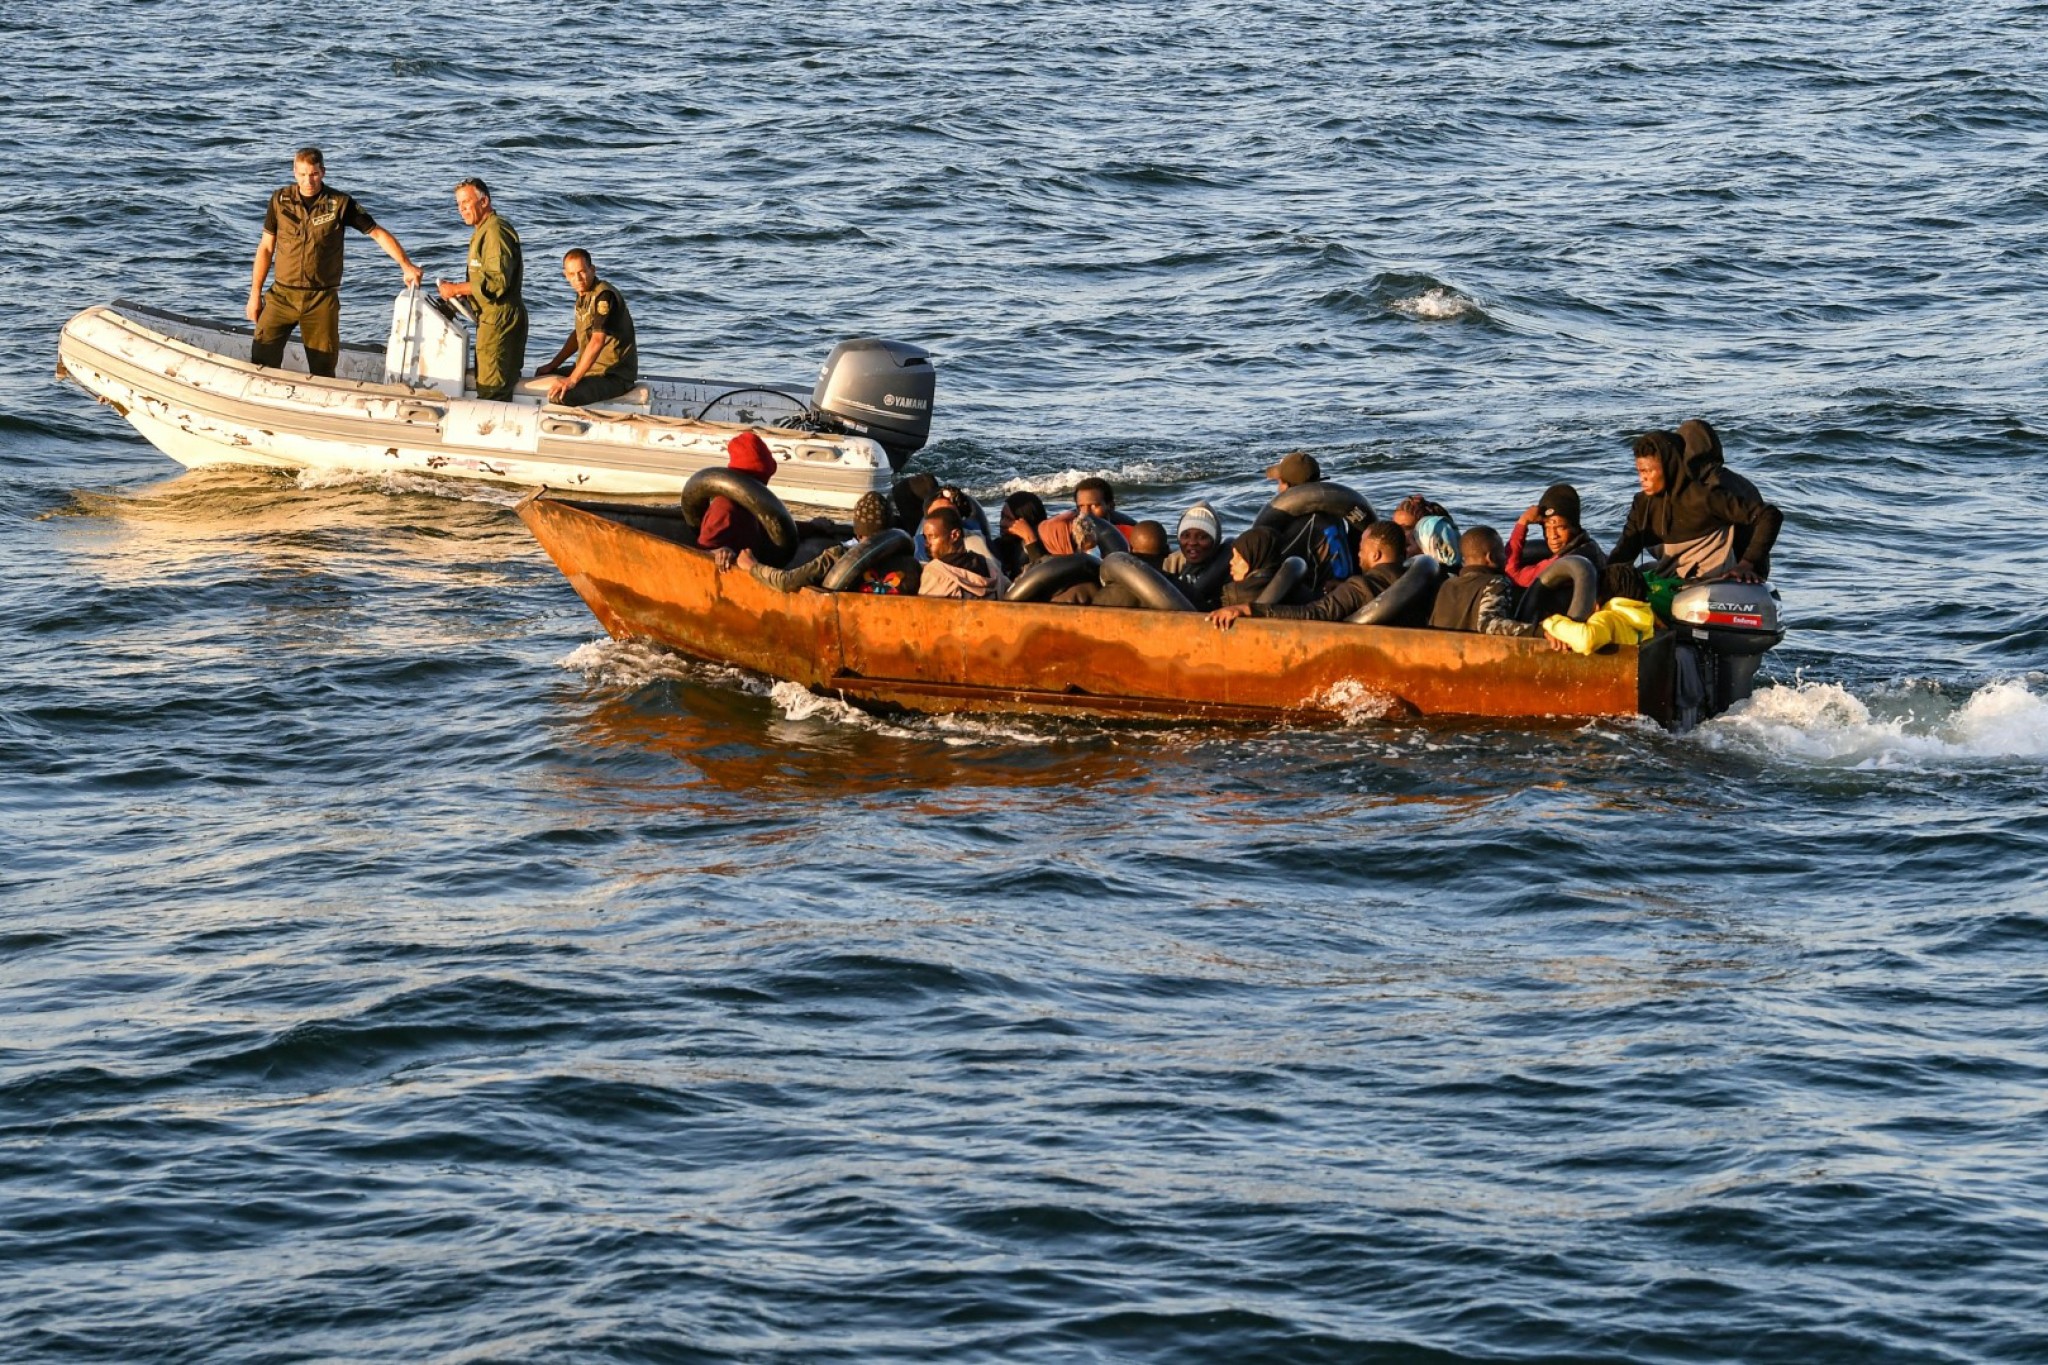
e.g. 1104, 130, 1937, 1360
1610, 430, 1781, 582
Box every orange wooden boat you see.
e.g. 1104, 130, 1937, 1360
519, 492, 1681, 725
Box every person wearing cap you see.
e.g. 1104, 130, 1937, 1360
1159, 501, 1229, 609
1260, 450, 1356, 592
739, 491, 919, 595
1265, 449, 1321, 491
1506, 482, 1607, 588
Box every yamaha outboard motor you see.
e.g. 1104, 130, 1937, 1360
1669, 581, 1786, 726
812, 339, 935, 470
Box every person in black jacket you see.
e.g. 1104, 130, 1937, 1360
1429, 528, 1541, 637
1611, 430, 1782, 582
1210, 522, 1414, 628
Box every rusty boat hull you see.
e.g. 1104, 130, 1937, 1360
519, 493, 1677, 725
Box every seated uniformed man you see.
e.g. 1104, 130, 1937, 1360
535, 248, 638, 407
247, 146, 422, 378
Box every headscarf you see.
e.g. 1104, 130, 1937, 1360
1230, 525, 1282, 576
726, 430, 776, 483
1415, 513, 1461, 570
891, 473, 939, 530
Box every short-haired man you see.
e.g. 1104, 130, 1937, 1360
248, 146, 422, 377
435, 178, 525, 401
917, 506, 1001, 599
1429, 527, 1542, 636
536, 249, 638, 406
1032, 476, 1139, 556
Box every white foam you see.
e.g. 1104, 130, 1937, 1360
1317, 678, 1401, 726
557, 637, 766, 694
1698, 677, 2048, 768
994, 461, 1178, 499
1388, 286, 1480, 321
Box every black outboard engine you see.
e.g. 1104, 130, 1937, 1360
1669, 581, 1786, 726
812, 339, 935, 471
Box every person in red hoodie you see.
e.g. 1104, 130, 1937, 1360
701, 430, 779, 569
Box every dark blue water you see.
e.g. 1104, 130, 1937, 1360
5, 3, 2047, 1360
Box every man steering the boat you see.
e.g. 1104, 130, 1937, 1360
535, 249, 638, 407
434, 178, 525, 402
247, 146, 423, 378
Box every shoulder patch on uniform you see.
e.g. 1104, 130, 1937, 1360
596, 298, 611, 316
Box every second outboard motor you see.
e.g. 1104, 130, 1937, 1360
1670, 581, 1786, 724
812, 338, 935, 470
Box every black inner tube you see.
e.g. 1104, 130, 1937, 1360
1515, 553, 1598, 622
1097, 552, 1194, 611
1252, 482, 1377, 532
678, 467, 799, 568
1004, 553, 1099, 603
1255, 556, 1308, 606
1348, 555, 1441, 625
820, 528, 915, 592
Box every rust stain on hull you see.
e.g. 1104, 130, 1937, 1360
520, 493, 1670, 724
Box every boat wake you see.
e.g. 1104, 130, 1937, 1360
293, 466, 526, 507
1697, 676, 2048, 768
558, 637, 762, 694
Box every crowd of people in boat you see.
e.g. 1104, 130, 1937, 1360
689, 417, 1782, 648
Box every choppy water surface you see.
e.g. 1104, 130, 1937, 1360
5, 3, 2047, 1360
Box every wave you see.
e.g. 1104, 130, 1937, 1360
292, 467, 526, 506
1387, 284, 1486, 322
1698, 676, 2048, 768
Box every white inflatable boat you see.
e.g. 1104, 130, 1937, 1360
55, 292, 937, 510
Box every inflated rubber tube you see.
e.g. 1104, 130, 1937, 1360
1348, 555, 1440, 625
1255, 556, 1309, 607
1185, 538, 1235, 607
1097, 552, 1194, 611
820, 528, 915, 592
1514, 553, 1598, 622
679, 468, 799, 567
1252, 482, 1376, 531
1005, 553, 1100, 602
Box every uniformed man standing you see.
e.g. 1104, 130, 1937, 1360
434, 177, 525, 401
246, 146, 423, 377
535, 248, 638, 407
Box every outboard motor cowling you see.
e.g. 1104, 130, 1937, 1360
812, 338, 935, 470
1670, 581, 1786, 721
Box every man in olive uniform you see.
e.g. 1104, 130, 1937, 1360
536, 248, 638, 407
434, 177, 525, 401
247, 146, 423, 377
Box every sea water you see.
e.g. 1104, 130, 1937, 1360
3, 3, 2045, 1359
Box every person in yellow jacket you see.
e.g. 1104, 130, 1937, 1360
435, 178, 525, 401
1544, 598, 1657, 654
